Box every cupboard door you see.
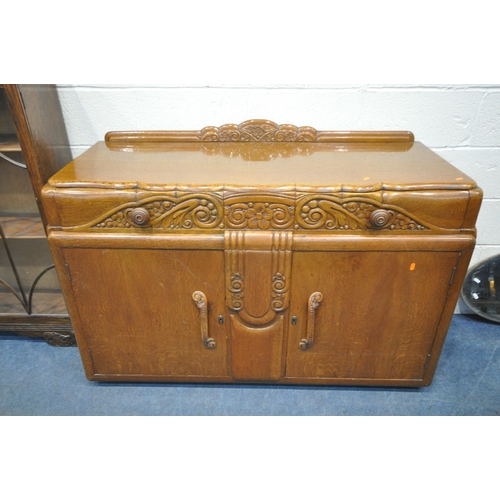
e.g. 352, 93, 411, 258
286, 248, 461, 382
62, 247, 227, 379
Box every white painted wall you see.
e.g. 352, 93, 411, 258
56, 84, 500, 312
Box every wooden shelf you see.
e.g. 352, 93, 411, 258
0, 134, 22, 152
0, 216, 45, 238
0, 290, 68, 315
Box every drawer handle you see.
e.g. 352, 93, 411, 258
299, 292, 323, 350
192, 291, 217, 349
129, 207, 151, 226
369, 209, 395, 229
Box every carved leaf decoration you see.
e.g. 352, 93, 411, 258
297, 197, 428, 231
348, 215, 358, 230
327, 210, 347, 229
92, 195, 223, 230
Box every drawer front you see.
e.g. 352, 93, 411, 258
44, 187, 478, 235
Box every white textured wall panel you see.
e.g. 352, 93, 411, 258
475, 200, 500, 245
57, 86, 366, 146
437, 148, 500, 199
57, 88, 139, 146
359, 89, 483, 147
469, 92, 500, 146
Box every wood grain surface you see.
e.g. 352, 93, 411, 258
287, 247, 463, 380
43, 123, 482, 385
61, 247, 227, 378
47, 140, 476, 192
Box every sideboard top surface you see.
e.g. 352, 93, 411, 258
48, 140, 476, 193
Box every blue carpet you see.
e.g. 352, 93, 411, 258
1, 314, 498, 415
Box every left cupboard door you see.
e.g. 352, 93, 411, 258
50, 239, 228, 381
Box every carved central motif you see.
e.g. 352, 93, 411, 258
225, 201, 295, 230
201, 119, 318, 142
246, 203, 273, 229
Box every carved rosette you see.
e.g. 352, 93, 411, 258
201, 120, 318, 142
295, 197, 428, 231
92, 195, 223, 230
225, 202, 295, 230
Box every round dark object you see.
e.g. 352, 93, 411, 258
369, 209, 394, 228
129, 208, 151, 226
461, 254, 500, 323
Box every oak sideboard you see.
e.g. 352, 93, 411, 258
41, 120, 482, 386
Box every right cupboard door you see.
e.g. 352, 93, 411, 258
286, 237, 473, 384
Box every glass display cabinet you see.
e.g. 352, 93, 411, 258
0, 84, 74, 345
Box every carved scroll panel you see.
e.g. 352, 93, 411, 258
295, 195, 428, 231
79, 191, 432, 233
86, 193, 224, 231
225, 230, 293, 326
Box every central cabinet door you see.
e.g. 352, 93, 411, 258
224, 230, 293, 381
286, 237, 471, 384
61, 245, 227, 379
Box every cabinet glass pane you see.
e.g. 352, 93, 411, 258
0, 145, 65, 317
